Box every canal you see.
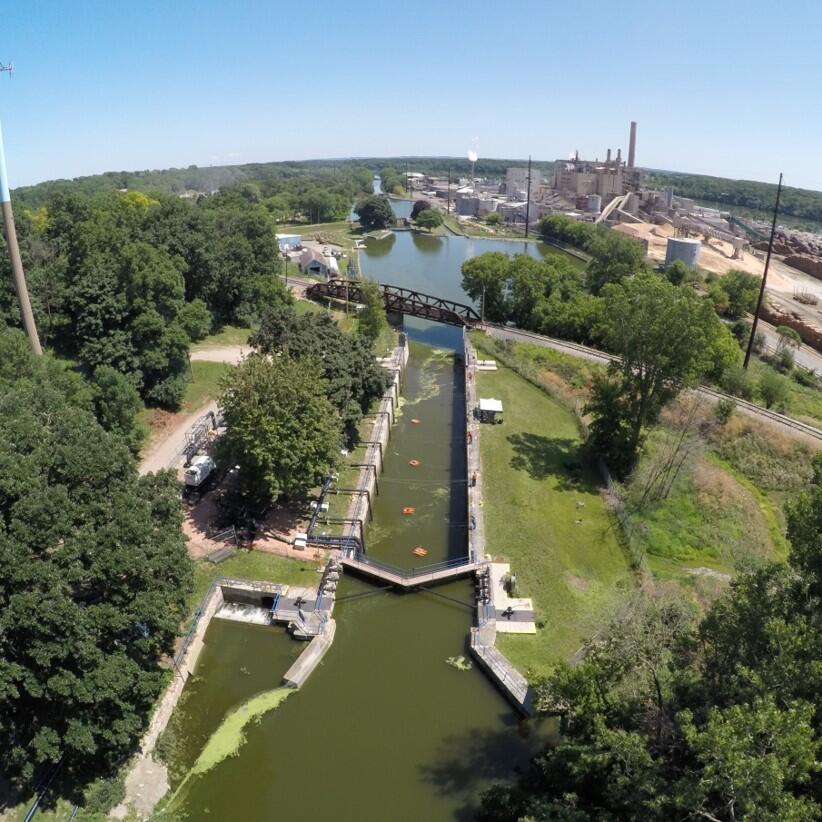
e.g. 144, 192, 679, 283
162, 185, 574, 819
165, 333, 553, 821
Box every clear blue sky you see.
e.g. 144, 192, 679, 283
2, 0, 820, 190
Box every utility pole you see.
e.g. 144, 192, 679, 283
447, 167, 451, 215
524, 154, 532, 239
0, 63, 41, 354
744, 172, 783, 370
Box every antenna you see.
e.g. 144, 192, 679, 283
0, 59, 43, 354
0, 62, 13, 79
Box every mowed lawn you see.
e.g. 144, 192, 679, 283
476, 365, 632, 677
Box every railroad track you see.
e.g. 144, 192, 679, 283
482, 323, 822, 443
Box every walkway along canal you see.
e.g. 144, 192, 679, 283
154, 321, 552, 822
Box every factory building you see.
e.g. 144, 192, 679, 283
552, 121, 642, 205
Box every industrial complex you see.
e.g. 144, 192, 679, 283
407, 120, 762, 273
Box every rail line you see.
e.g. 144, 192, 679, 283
482, 323, 822, 443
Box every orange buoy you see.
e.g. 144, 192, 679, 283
409, 459, 421, 467
410, 418, 421, 424
403, 507, 416, 515
413, 547, 428, 557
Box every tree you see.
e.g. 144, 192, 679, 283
665, 259, 691, 285
714, 269, 760, 319
585, 230, 647, 294
250, 306, 390, 444
414, 208, 443, 232
355, 195, 394, 230
0, 330, 192, 789
410, 199, 432, 220
485, 212, 502, 226
759, 368, 790, 410
357, 279, 387, 344
586, 274, 717, 476
461, 252, 511, 322
219, 354, 342, 501
90, 365, 145, 452
177, 298, 212, 342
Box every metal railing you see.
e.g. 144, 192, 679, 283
345, 552, 474, 580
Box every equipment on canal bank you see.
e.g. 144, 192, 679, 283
477, 397, 504, 424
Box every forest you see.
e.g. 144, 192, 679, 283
647, 169, 822, 225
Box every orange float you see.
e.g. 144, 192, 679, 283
402, 507, 416, 515
413, 547, 428, 557
409, 459, 421, 467
410, 418, 421, 424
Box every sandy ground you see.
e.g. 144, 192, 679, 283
189, 344, 249, 364
614, 221, 822, 369
139, 401, 218, 476
183, 492, 326, 562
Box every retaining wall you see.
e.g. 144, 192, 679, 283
344, 339, 409, 544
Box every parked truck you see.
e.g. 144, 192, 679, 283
184, 455, 215, 489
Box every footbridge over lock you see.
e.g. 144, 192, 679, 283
305, 279, 481, 327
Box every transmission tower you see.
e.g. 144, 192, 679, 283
0, 60, 42, 354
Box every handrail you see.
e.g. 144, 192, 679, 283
344, 552, 474, 580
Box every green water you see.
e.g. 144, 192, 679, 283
165, 339, 553, 821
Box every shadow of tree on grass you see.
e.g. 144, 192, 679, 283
508, 432, 595, 492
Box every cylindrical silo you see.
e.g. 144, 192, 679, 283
665, 237, 701, 269
586, 194, 602, 213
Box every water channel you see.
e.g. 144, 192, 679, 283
163, 191, 569, 820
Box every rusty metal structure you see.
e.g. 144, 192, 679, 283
305, 279, 481, 327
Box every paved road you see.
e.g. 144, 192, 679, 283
481, 323, 822, 444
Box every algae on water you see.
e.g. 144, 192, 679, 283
445, 655, 472, 671
163, 687, 293, 812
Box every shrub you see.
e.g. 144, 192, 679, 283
715, 398, 736, 425
759, 369, 790, 410
793, 368, 820, 389
720, 365, 754, 400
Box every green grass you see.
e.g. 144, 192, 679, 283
476, 364, 632, 677
192, 325, 251, 348
189, 551, 318, 615
181, 361, 230, 413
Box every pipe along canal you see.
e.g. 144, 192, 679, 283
154, 320, 554, 821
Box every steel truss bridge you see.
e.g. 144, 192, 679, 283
305, 279, 481, 327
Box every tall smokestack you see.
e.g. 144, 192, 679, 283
0, 119, 41, 355
628, 121, 637, 169
606, 148, 612, 163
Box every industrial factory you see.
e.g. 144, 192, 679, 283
406, 120, 758, 272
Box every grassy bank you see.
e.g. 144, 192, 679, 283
475, 363, 632, 677
473, 330, 812, 612
189, 551, 319, 615
192, 325, 251, 348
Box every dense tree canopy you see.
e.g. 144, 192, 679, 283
355, 194, 395, 230
356, 279, 388, 344
0, 187, 292, 407
414, 207, 444, 232
250, 306, 391, 444
0, 328, 192, 789
218, 354, 342, 502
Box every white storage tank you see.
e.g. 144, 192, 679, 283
665, 237, 701, 269
586, 194, 602, 213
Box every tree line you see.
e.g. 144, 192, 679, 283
0, 326, 193, 794
647, 169, 822, 225
0, 187, 293, 411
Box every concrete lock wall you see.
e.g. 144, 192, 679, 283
140, 583, 225, 756
345, 340, 409, 542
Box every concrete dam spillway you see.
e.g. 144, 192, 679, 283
163, 332, 553, 821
